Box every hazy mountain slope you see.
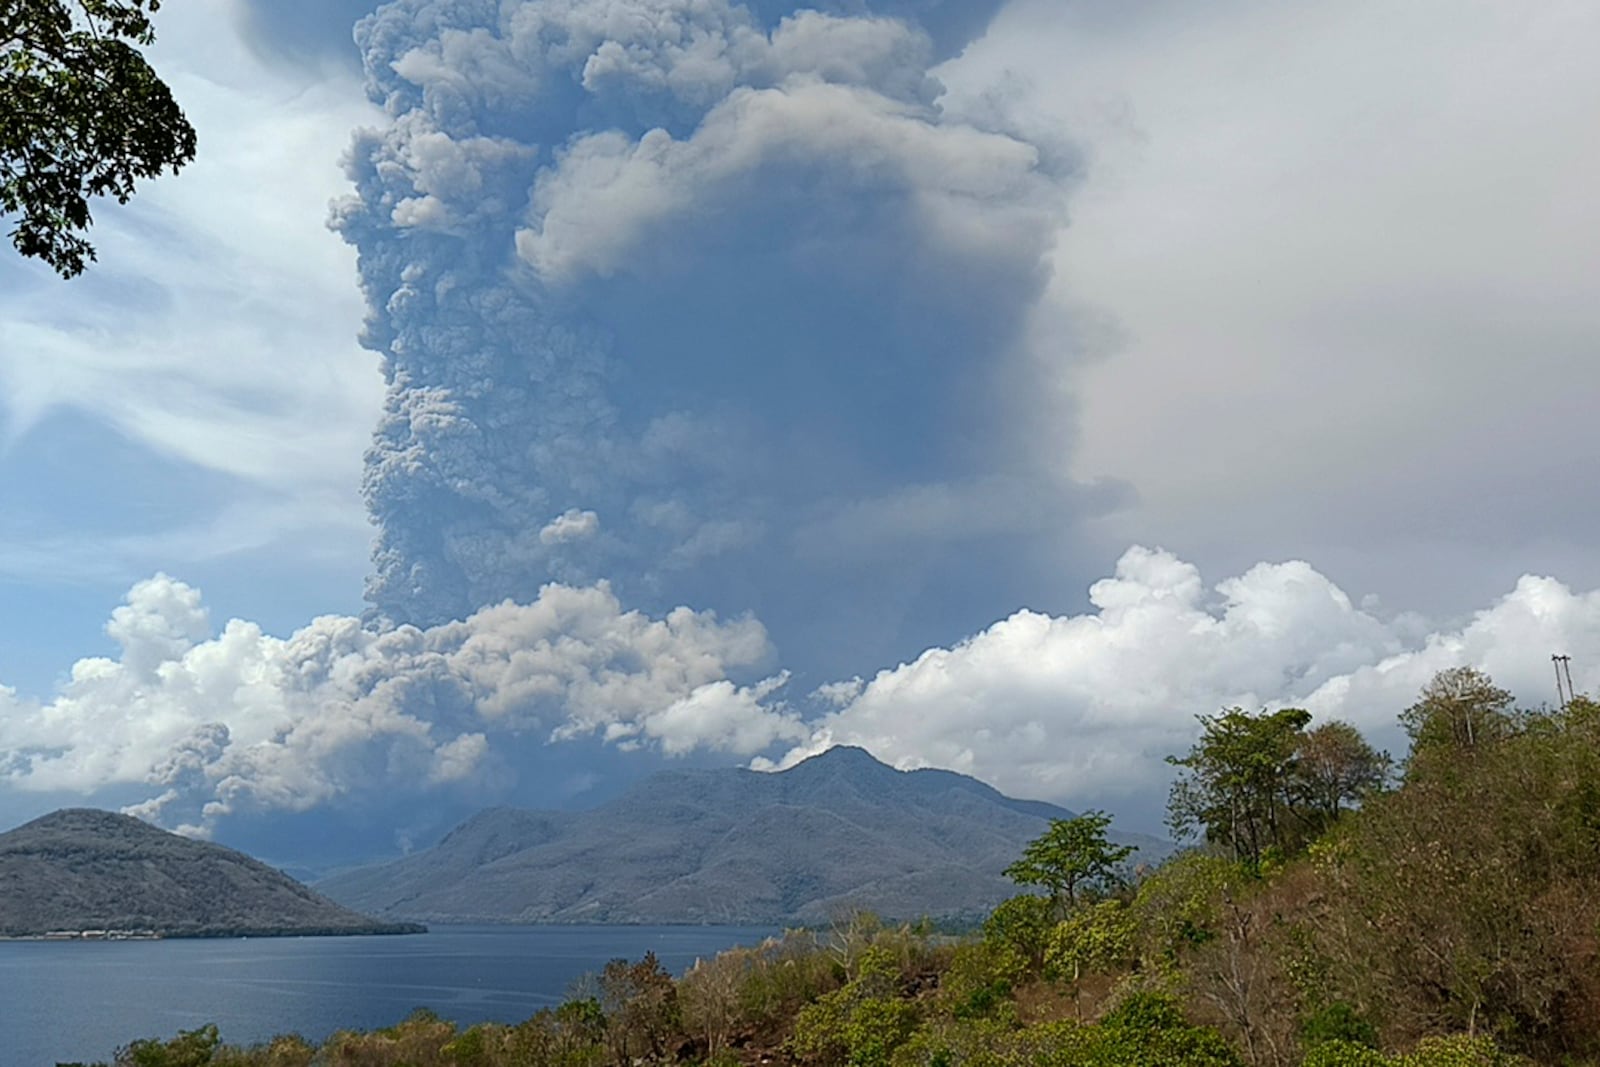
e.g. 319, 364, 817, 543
319, 747, 1169, 924
0, 809, 418, 937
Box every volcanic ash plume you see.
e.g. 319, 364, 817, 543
0, 0, 1084, 837
332, 0, 1074, 654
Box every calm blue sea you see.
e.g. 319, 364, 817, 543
1, 925, 777, 1067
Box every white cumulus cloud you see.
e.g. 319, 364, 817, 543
539, 508, 601, 545
8, 547, 1599, 837
761, 547, 1600, 819
0, 575, 778, 835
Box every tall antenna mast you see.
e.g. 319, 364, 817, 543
1553, 653, 1574, 709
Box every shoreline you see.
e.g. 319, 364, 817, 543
0, 922, 426, 941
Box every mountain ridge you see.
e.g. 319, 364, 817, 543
0, 808, 421, 937
318, 746, 1168, 925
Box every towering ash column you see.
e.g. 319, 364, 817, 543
334, 0, 1073, 670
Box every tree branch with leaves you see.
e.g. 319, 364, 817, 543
1, 0, 195, 276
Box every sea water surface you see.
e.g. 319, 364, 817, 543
3, 924, 777, 1067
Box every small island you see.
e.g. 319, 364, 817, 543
0, 808, 422, 938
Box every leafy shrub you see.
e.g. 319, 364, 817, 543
599, 953, 681, 1065
116, 1025, 222, 1067
1085, 991, 1244, 1067
504, 999, 606, 1066
1393, 1035, 1528, 1067
791, 947, 920, 1067
891, 1016, 1034, 1067
1301, 1002, 1380, 1050
733, 930, 842, 1032
321, 1008, 457, 1066
1301, 1039, 1390, 1067
1127, 852, 1251, 965
440, 1024, 500, 1067
982, 895, 1053, 976
1044, 899, 1137, 988
937, 941, 1023, 1023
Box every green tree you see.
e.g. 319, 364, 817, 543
1293, 721, 1391, 822
1003, 810, 1136, 913
114, 1024, 220, 1067
598, 952, 681, 1066
1300, 1001, 1380, 1051
1089, 991, 1245, 1067
790, 946, 918, 1067
2, 0, 195, 276
1398, 667, 1514, 769
1128, 850, 1250, 963
936, 939, 1024, 1022
1045, 899, 1137, 1017
1167, 706, 1313, 866
982, 892, 1055, 974
508, 999, 607, 1066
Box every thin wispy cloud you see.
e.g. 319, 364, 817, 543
0, 13, 383, 589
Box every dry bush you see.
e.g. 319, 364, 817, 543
319, 1009, 457, 1067
680, 947, 753, 1056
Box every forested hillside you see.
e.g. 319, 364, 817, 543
72, 668, 1600, 1066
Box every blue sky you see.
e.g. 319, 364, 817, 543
2, 0, 1598, 858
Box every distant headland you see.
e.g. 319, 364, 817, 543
0, 808, 423, 938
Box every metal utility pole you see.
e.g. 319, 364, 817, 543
1553, 654, 1575, 709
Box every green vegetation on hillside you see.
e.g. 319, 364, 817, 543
64, 668, 1600, 1066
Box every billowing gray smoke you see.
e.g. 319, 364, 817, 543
333, 0, 1082, 673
